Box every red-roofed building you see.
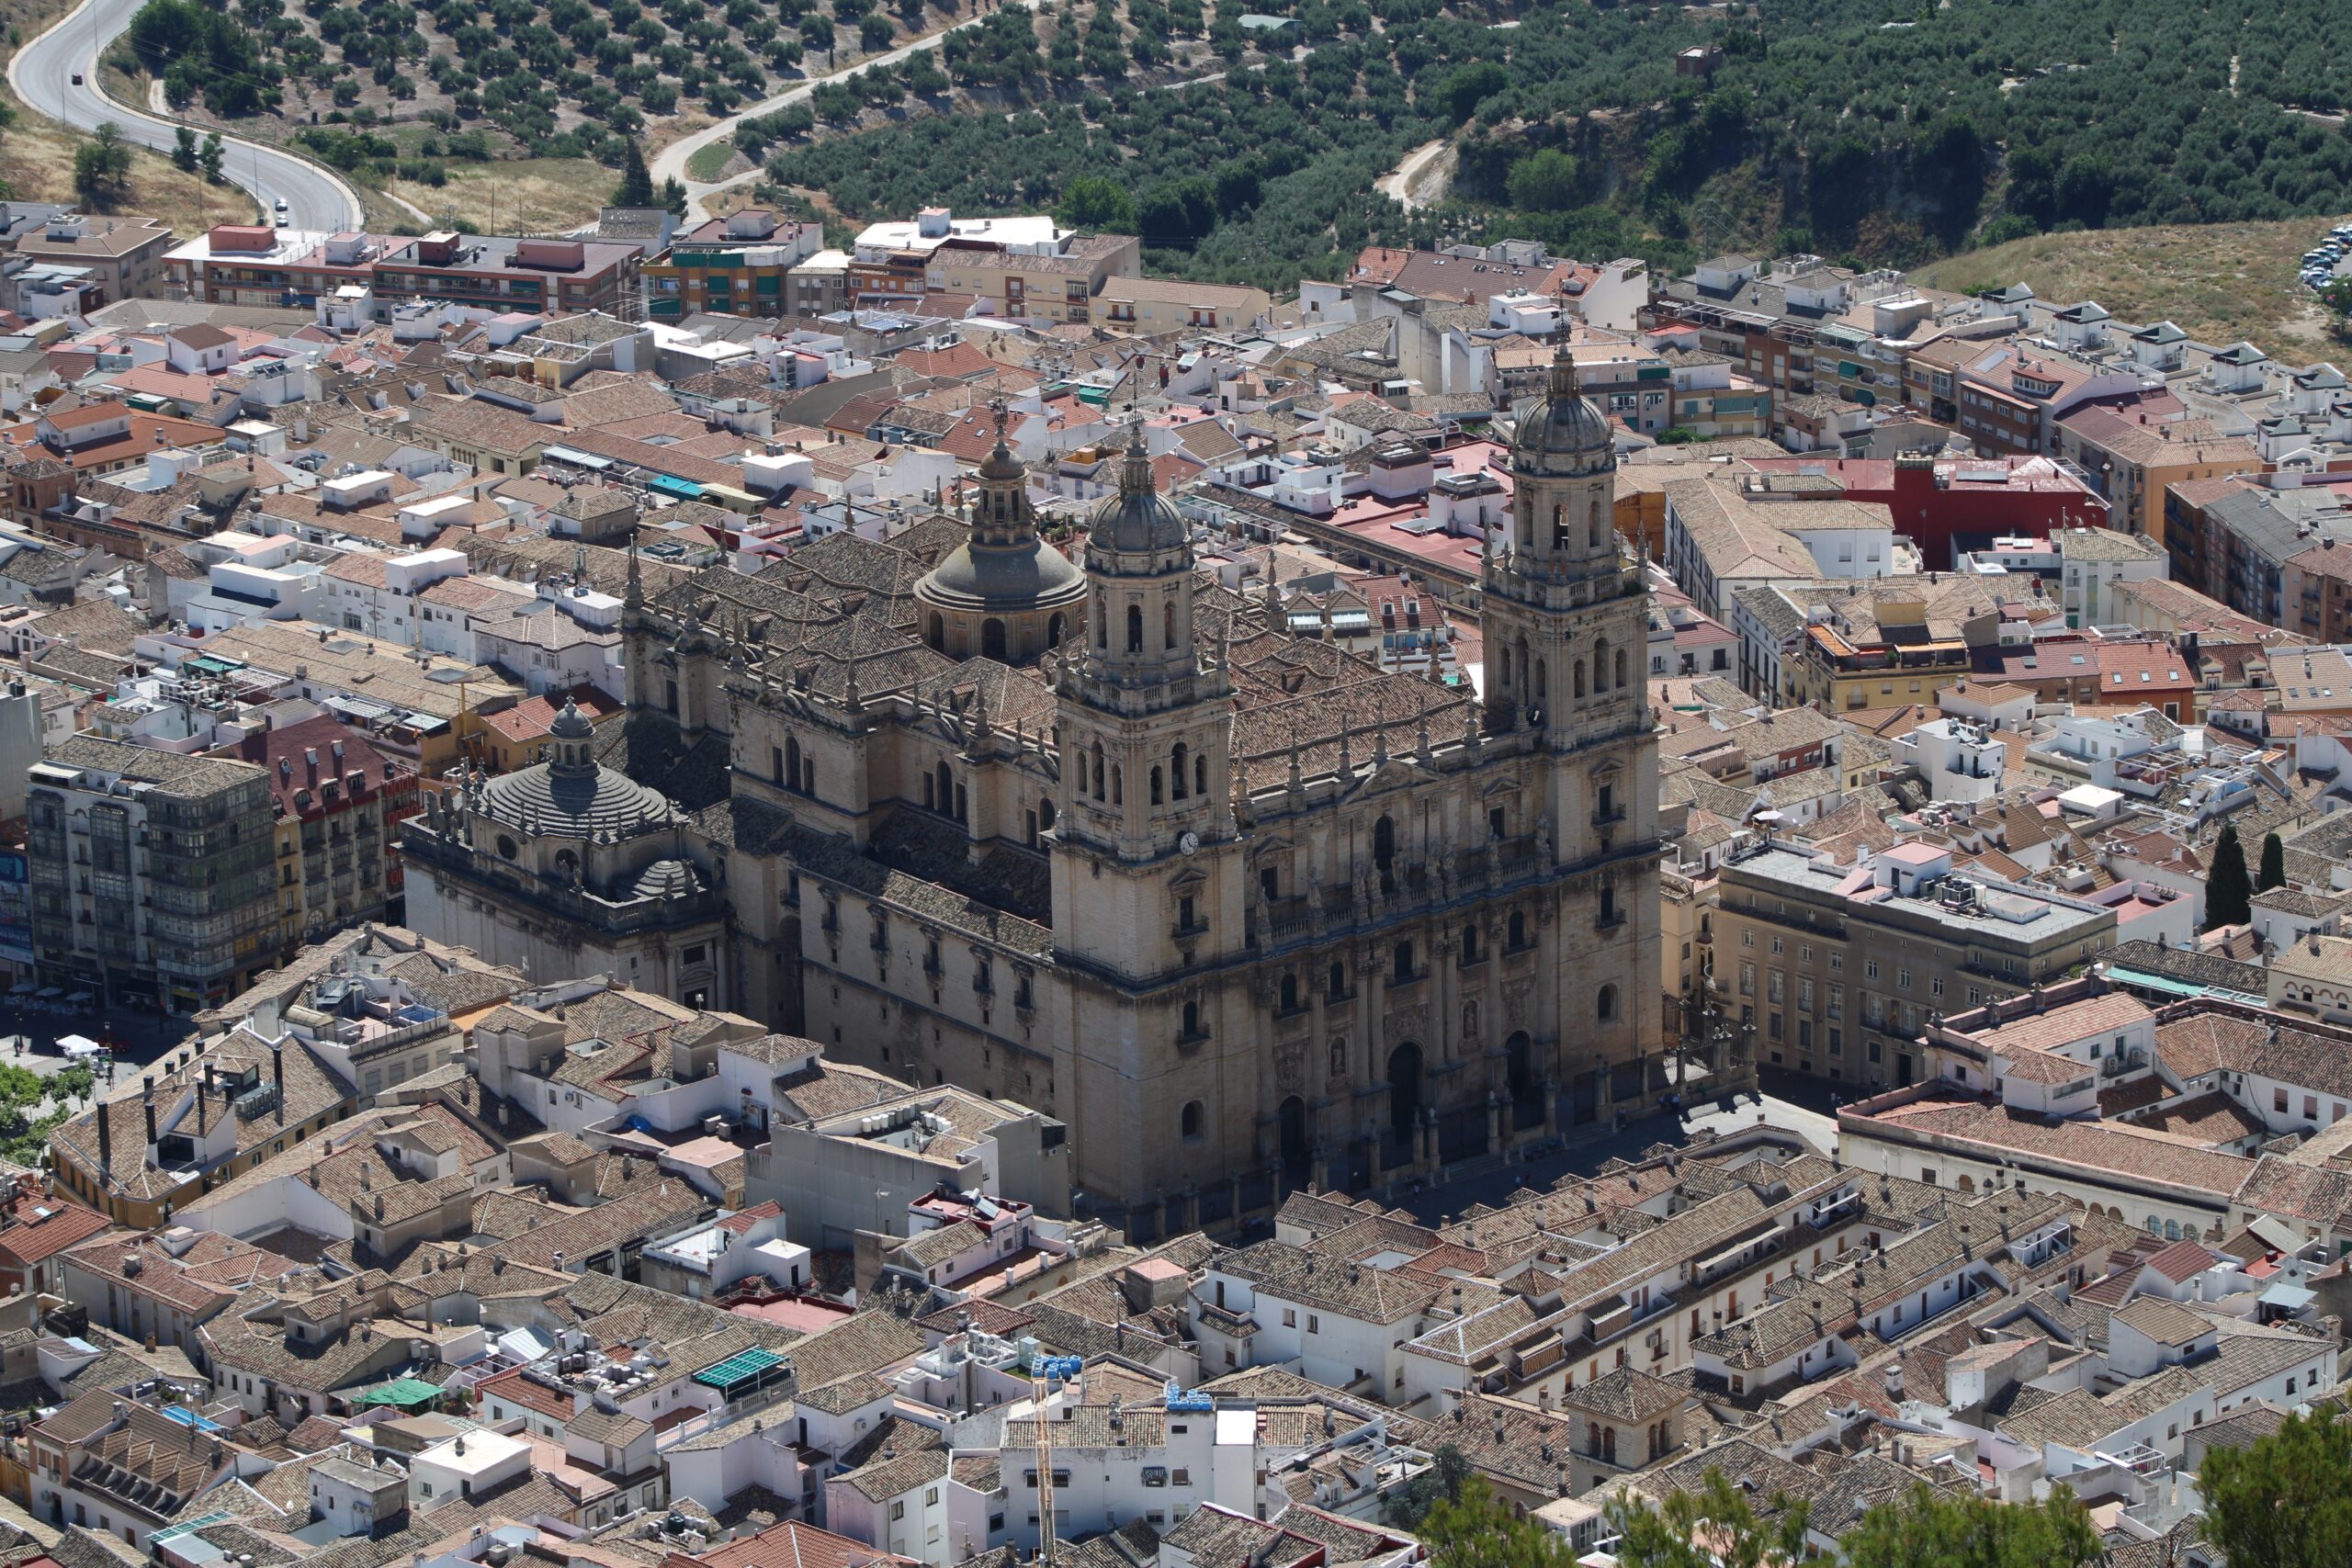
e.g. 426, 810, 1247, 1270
2090, 642, 2195, 717
476, 683, 622, 773
662, 1519, 916, 1568
1740, 453, 2109, 569
211, 715, 420, 953
0, 1187, 111, 1296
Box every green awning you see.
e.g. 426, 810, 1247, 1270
351, 1378, 442, 1408
694, 1347, 789, 1392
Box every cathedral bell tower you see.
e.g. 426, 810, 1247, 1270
1049, 423, 1241, 979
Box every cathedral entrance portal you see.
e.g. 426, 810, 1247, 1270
1385, 1042, 1423, 1166
1507, 1030, 1545, 1132
1277, 1095, 1311, 1190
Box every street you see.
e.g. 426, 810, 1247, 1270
8, 0, 365, 231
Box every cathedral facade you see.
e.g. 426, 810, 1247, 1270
420, 356, 1661, 1239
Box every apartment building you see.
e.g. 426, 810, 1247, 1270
2055, 409, 2265, 540
27, 735, 278, 1013
12, 213, 175, 306
168, 227, 643, 316
1097, 276, 1271, 336
643, 209, 825, 321
2283, 534, 2352, 642
1713, 840, 2117, 1090
931, 234, 1139, 322
213, 714, 420, 954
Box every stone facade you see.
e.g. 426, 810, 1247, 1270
421, 358, 1661, 1237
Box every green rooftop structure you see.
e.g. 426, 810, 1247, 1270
692, 1347, 792, 1400
351, 1377, 443, 1410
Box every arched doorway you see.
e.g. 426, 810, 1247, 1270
1277, 1096, 1310, 1190
1386, 1042, 1423, 1165
1506, 1030, 1544, 1131
981, 618, 1008, 661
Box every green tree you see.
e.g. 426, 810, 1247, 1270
1057, 173, 1135, 231
74, 122, 133, 209
1603, 1469, 1808, 1568
173, 124, 198, 171
2206, 823, 2254, 931
198, 129, 225, 183
1418, 1476, 1575, 1568
613, 137, 655, 206
662, 175, 687, 217
1440, 61, 1506, 124
2201, 1408, 2352, 1568
2260, 830, 2287, 891
1838, 1483, 2098, 1568
1381, 1442, 1471, 1530
858, 11, 892, 48
1506, 147, 1578, 212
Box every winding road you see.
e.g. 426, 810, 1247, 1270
650, 0, 1046, 220
11, 0, 365, 232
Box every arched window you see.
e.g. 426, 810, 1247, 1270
1394, 940, 1414, 984
1600, 1427, 1616, 1465
1600, 884, 1618, 925
981, 617, 1008, 662
1150, 766, 1164, 807
1329, 960, 1347, 1001
1573, 660, 1586, 699
1112, 765, 1124, 807
1091, 744, 1105, 800
1096, 593, 1108, 649
1194, 751, 1208, 798
802, 758, 816, 796
1598, 984, 1618, 1023
925, 612, 944, 651
1615, 648, 1627, 689
1552, 502, 1568, 552
1126, 604, 1144, 653
1509, 909, 1527, 949
1164, 599, 1176, 651
1046, 613, 1065, 649
1182, 999, 1202, 1038
1373, 815, 1396, 893
1535, 657, 1548, 704
1593, 637, 1610, 693
1170, 743, 1190, 799
1279, 972, 1298, 1012
1461, 921, 1480, 964
1589, 498, 1603, 550
1038, 797, 1056, 832
786, 736, 801, 790
936, 762, 953, 814
1181, 1100, 1204, 1141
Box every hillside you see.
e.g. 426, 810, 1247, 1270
1914, 217, 2352, 361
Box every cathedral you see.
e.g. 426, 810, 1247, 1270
404, 346, 1663, 1239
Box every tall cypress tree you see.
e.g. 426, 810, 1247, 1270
2205, 823, 2254, 932
2260, 830, 2287, 892
614, 141, 656, 208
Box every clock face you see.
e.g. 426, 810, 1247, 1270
1179, 830, 1200, 856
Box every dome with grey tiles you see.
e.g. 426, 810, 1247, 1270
1513, 345, 1615, 479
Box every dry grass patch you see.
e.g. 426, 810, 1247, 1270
381, 157, 615, 234
1917, 217, 2352, 360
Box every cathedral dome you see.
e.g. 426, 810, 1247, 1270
914, 415, 1088, 664
919, 534, 1087, 610
1089, 426, 1186, 555
1513, 346, 1616, 477
476, 728, 673, 839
